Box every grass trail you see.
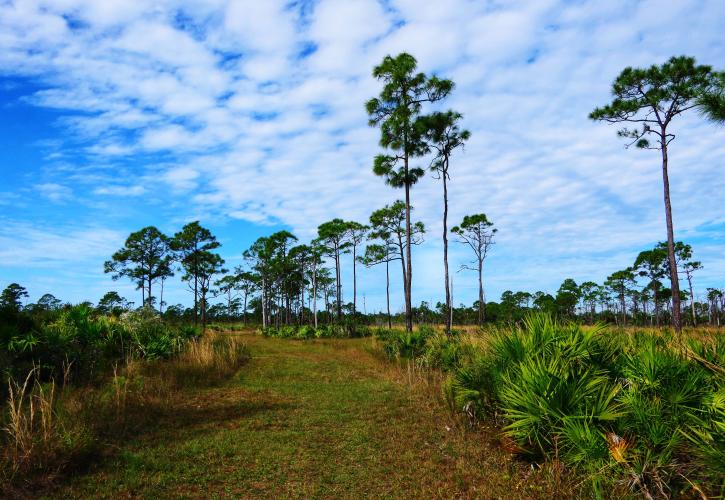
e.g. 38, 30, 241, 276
55, 332, 563, 498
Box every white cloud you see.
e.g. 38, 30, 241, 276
0, 221, 124, 268
35, 182, 73, 202
93, 184, 145, 197
0, 0, 723, 307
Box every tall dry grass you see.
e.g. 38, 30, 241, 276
0, 333, 249, 495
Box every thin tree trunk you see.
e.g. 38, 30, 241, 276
396, 234, 408, 327
450, 276, 454, 328
386, 259, 391, 329
194, 247, 198, 326
404, 168, 413, 332
160, 278, 165, 314
353, 244, 358, 318
402, 116, 414, 332
654, 283, 660, 327
442, 169, 451, 334
201, 293, 206, 333
687, 274, 696, 326
335, 248, 342, 320
300, 277, 305, 324
477, 260, 484, 326
286, 294, 291, 326
312, 260, 318, 329
261, 277, 267, 328
324, 287, 330, 324
660, 139, 682, 334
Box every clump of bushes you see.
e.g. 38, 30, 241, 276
383, 314, 725, 497
260, 323, 374, 339
1, 305, 200, 391
380, 325, 435, 359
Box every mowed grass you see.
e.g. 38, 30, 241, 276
53, 331, 568, 498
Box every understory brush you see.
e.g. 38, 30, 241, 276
260, 323, 375, 339
1, 305, 200, 393
0, 333, 249, 495
382, 314, 725, 497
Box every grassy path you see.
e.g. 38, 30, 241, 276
56, 333, 561, 498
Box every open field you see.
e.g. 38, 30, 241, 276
46, 330, 573, 498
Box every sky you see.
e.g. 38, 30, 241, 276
0, 0, 723, 312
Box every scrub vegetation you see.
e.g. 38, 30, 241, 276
1, 53, 724, 497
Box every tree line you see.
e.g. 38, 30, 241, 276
4, 54, 723, 333
479, 242, 724, 327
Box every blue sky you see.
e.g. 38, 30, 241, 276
0, 0, 723, 312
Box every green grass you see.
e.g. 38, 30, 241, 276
51, 331, 570, 498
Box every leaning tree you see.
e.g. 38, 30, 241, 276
451, 214, 496, 325
366, 53, 453, 331
590, 56, 722, 334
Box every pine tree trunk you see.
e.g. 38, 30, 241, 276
660, 138, 682, 334
353, 244, 357, 319
300, 278, 305, 325
312, 260, 318, 329
687, 274, 696, 326
386, 259, 391, 329
261, 277, 267, 328
404, 177, 413, 332
396, 233, 408, 321
194, 274, 198, 326
442, 169, 451, 334
477, 260, 484, 326
654, 283, 660, 327
201, 294, 207, 333
193, 245, 199, 326
335, 248, 342, 320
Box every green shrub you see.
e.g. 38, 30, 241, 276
261, 324, 354, 340
383, 328, 432, 359
438, 313, 725, 495
443, 352, 495, 421
681, 388, 725, 493
421, 331, 462, 370
1, 306, 201, 387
